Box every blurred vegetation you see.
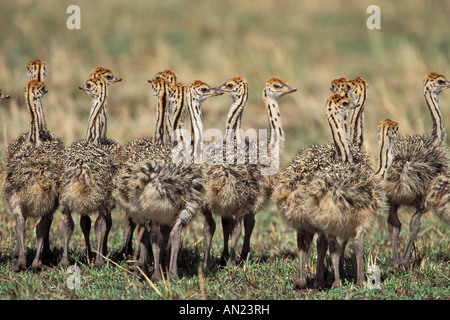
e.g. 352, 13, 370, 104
0, 0, 449, 162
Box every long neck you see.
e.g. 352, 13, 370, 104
98, 102, 108, 141
35, 68, 45, 82
27, 94, 47, 145
349, 89, 367, 149
86, 87, 107, 144
264, 90, 285, 158
424, 89, 446, 144
225, 86, 248, 144
164, 98, 173, 143
154, 85, 170, 144
187, 90, 204, 163
172, 86, 187, 144
376, 135, 395, 181
328, 111, 353, 163
29, 63, 46, 82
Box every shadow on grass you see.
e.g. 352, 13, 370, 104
3, 238, 448, 295
0, 246, 61, 272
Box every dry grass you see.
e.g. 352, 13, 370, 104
0, 1, 449, 160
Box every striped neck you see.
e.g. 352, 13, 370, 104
26, 86, 47, 145
376, 135, 394, 181
98, 105, 108, 141
152, 79, 171, 144
170, 84, 187, 144
263, 88, 285, 158
349, 79, 368, 149
151, 71, 177, 137
86, 81, 108, 144
186, 86, 204, 163
260, 78, 296, 174
326, 100, 352, 163
225, 82, 248, 145
376, 120, 398, 181
27, 59, 47, 82
424, 89, 446, 144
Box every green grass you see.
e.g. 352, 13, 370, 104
0, 205, 448, 300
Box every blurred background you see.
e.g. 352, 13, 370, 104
0, 0, 449, 166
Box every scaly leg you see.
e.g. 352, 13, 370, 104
103, 212, 112, 254
41, 215, 53, 262
150, 221, 163, 282
31, 213, 53, 271
202, 209, 216, 267
61, 206, 75, 268
220, 216, 233, 265
131, 224, 145, 265
241, 214, 255, 262
132, 221, 151, 265
160, 224, 171, 268
9, 193, 26, 270
353, 226, 365, 285
402, 205, 425, 269
118, 214, 137, 258
328, 236, 342, 288
80, 215, 93, 263
168, 219, 185, 280
339, 238, 348, 274
228, 218, 242, 266
94, 209, 112, 267
387, 203, 401, 266
134, 225, 151, 278
295, 229, 314, 289
314, 232, 328, 289
14, 214, 27, 271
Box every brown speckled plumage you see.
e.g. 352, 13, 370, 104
253, 78, 297, 208
202, 77, 267, 266
274, 77, 371, 229
385, 134, 448, 207
113, 73, 176, 264
304, 118, 397, 287
26, 59, 46, 82
273, 91, 375, 289
125, 80, 220, 281
385, 72, 450, 268
5, 132, 63, 215
60, 76, 120, 267
4, 79, 64, 271
426, 171, 450, 225
60, 140, 118, 215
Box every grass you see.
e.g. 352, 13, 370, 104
0, 206, 448, 300
0, 0, 449, 301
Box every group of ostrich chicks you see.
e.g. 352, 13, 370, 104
1, 58, 449, 290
